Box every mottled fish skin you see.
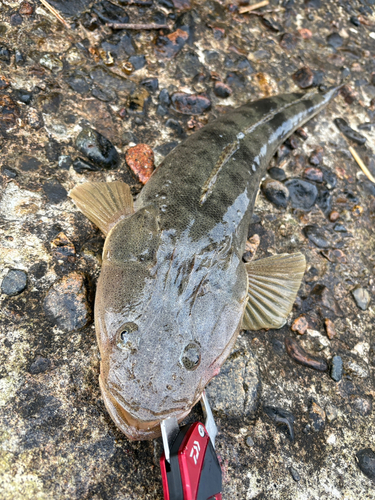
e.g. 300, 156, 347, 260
96, 89, 337, 440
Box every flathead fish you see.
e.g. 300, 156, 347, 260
70, 88, 338, 440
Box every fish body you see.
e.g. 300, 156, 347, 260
70, 88, 337, 440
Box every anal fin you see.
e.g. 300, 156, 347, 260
69, 181, 134, 236
242, 252, 306, 331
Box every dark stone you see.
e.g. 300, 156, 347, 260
81, 12, 100, 31
159, 88, 171, 106
316, 189, 332, 214
39, 92, 62, 114
29, 356, 51, 375
306, 284, 343, 317
73, 157, 100, 173
117, 33, 137, 57
58, 155, 72, 170
280, 33, 298, 51
213, 81, 232, 98
321, 168, 337, 190
303, 225, 330, 248
43, 272, 92, 332
155, 141, 179, 157
330, 355, 343, 382
285, 337, 328, 372
0, 45, 11, 63
90, 66, 136, 93
157, 0, 174, 8
225, 71, 247, 89
356, 449, 375, 481
1, 269, 27, 296
264, 406, 295, 441
204, 50, 220, 64
42, 182, 68, 204
292, 67, 314, 89
166, 118, 184, 136
304, 167, 323, 183
67, 72, 90, 94
350, 15, 361, 26
178, 50, 202, 77
224, 53, 253, 74
129, 55, 146, 71
290, 467, 301, 482
327, 32, 344, 49
171, 93, 211, 115
261, 179, 290, 208
309, 146, 324, 165
14, 89, 33, 105
308, 399, 325, 432
305, 0, 321, 6
141, 78, 158, 93
19, 156, 41, 172
155, 29, 189, 58
262, 16, 282, 32
358, 122, 373, 131
93, 0, 129, 23
92, 86, 116, 102
268, 167, 286, 181
334, 118, 367, 145
156, 104, 168, 116
1, 166, 17, 178
333, 223, 348, 232
47, 0, 91, 17
11, 13, 23, 26
75, 127, 120, 169
285, 179, 318, 210
15, 50, 25, 65
45, 140, 61, 162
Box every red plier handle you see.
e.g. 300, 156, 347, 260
160, 392, 222, 500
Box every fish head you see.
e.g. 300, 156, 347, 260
95, 208, 248, 440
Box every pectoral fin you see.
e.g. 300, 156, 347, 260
69, 181, 134, 236
241, 253, 306, 331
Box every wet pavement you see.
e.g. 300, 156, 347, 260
1, 0, 375, 498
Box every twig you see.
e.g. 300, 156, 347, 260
39, 0, 71, 29
349, 145, 375, 183
106, 22, 169, 30
239, 0, 269, 14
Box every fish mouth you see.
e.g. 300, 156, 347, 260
99, 375, 192, 440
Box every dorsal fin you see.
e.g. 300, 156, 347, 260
69, 181, 134, 236
242, 252, 306, 331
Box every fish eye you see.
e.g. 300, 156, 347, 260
116, 322, 139, 350
181, 342, 201, 371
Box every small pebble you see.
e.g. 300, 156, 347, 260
309, 400, 326, 432
29, 356, 51, 375
43, 272, 92, 332
350, 15, 361, 27
291, 315, 309, 335
324, 318, 336, 340
213, 81, 232, 98
268, 167, 286, 181
245, 436, 254, 447
309, 146, 324, 166
330, 355, 343, 382
356, 449, 375, 481
141, 78, 159, 93
126, 144, 155, 184
261, 179, 290, 208
295, 128, 308, 140
304, 167, 323, 183
159, 89, 171, 107
243, 234, 260, 262
19, 1, 34, 15
0, 45, 11, 63
351, 287, 370, 310
285, 337, 328, 371
2, 166, 17, 178
329, 210, 340, 222
334, 118, 366, 145
290, 467, 300, 482
75, 127, 120, 169
1, 269, 27, 296
171, 92, 211, 115
292, 67, 314, 89
285, 179, 318, 210
42, 182, 67, 204
303, 225, 330, 248
280, 33, 298, 51
73, 157, 100, 173
358, 122, 373, 131
327, 32, 344, 49
155, 29, 189, 58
